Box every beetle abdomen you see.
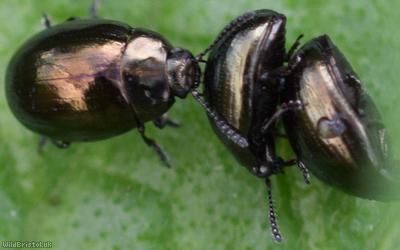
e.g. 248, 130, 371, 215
7, 20, 138, 141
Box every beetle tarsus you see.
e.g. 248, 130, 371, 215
89, 0, 100, 18
266, 179, 283, 243
192, 89, 249, 148
153, 114, 180, 129
251, 165, 271, 177
138, 125, 171, 168
52, 140, 70, 149
37, 136, 48, 154
251, 157, 294, 178
42, 12, 51, 29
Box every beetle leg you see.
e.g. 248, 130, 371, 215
261, 100, 305, 133
153, 114, 180, 129
285, 34, 304, 62
251, 157, 293, 177
267, 157, 310, 184
65, 17, 80, 22
251, 164, 271, 177
127, 102, 171, 167
89, 0, 100, 18
345, 74, 363, 115
38, 137, 70, 151
52, 140, 71, 149
137, 124, 171, 168
37, 136, 48, 154
192, 89, 249, 148
42, 12, 51, 29
265, 179, 283, 242
196, 10, 262, 61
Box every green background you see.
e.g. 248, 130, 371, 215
1, 0, 400, 249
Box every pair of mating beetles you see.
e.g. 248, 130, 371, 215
5, 3, 397, 242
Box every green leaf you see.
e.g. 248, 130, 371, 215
1, 0, 399, 249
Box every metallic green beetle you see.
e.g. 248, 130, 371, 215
6, 18, 200, 167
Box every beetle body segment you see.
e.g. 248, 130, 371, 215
204, 10, 286, 169
283, 35, 398, 200
6, 19, 198, 142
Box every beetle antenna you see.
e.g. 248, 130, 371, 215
266, 179, 283, 242
191, 89, 249, 148
297, 161, 310, 184
285, 34, 304, 62
42, 12, 51, 29
196, 10, 258, 61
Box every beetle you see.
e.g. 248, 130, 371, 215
194, 9, 398, 242
5, 3, 200, 167
282, 35, 399, 201
193, 9, 305, 242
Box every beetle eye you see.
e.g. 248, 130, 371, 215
317, 116, 347, 139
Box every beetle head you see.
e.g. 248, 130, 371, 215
166, 48, 200, 98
